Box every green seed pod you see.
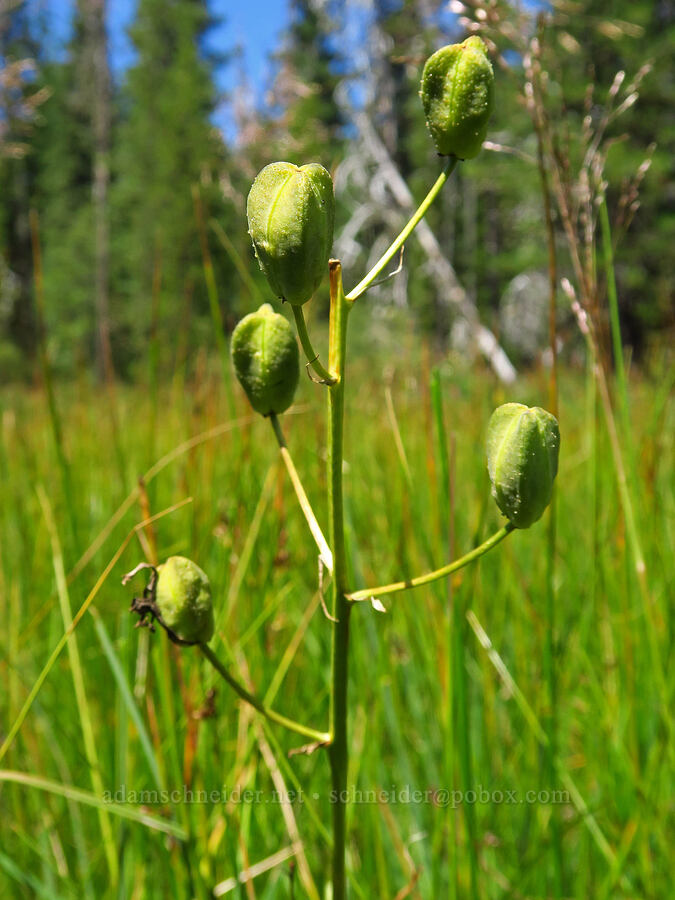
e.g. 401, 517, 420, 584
155, 556, 214, 644
246, 161, 334, 306
486, 403, 560, 529
231, 303, 299, 416
420, 36, 495, 159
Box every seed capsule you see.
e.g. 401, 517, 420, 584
486, 403, 560, 528
246, 162, 335, 306
420, 36, 495, 159
231, 303, 299, 416
156, 556, 214, 644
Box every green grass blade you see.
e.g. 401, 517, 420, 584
37, 486, 119, 885
0, 770, 186, 839
89, 606, 164, 790
0, 848, 68, 900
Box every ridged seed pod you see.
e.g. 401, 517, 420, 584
156, 556, 214, 644
231, 303, 299, 416
247, 162, 334, 306
420, 36, 495, 159
486, 403, 560, 528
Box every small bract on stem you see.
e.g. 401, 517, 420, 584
291, 303, 336, 384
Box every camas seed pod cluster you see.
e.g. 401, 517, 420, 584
156, 556, 214, 644
231, 303, 299, 416
486, 403, 560, 529
247, 162, 335, 306
420, 36, 495, 160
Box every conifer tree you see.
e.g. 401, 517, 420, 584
267, 0, 345, 164
31, 6, 100, 371
111, 0, 230, 369
0, 1, 45, 369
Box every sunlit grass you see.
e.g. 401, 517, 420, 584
0, 337, 672, 898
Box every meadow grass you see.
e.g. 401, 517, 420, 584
0, 331, 672, 898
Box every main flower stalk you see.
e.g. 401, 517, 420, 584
326, 259, 352, 899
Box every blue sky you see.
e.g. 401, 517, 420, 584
43, 0, 290, 129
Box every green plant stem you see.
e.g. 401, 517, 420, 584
323, 159, 460, 897
345, 157, 458, 302
599, 198, 630, 439
269, 413, 333, 572
327, 260, 352, 900
535, 88, 564, 895
429, 370, 458, 899
454, 583, 479, 900
291, 304, 336, 384
200, 644, 329, 744
347, 523, 515, 603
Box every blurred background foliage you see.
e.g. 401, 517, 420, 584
0, 0, 672, 382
